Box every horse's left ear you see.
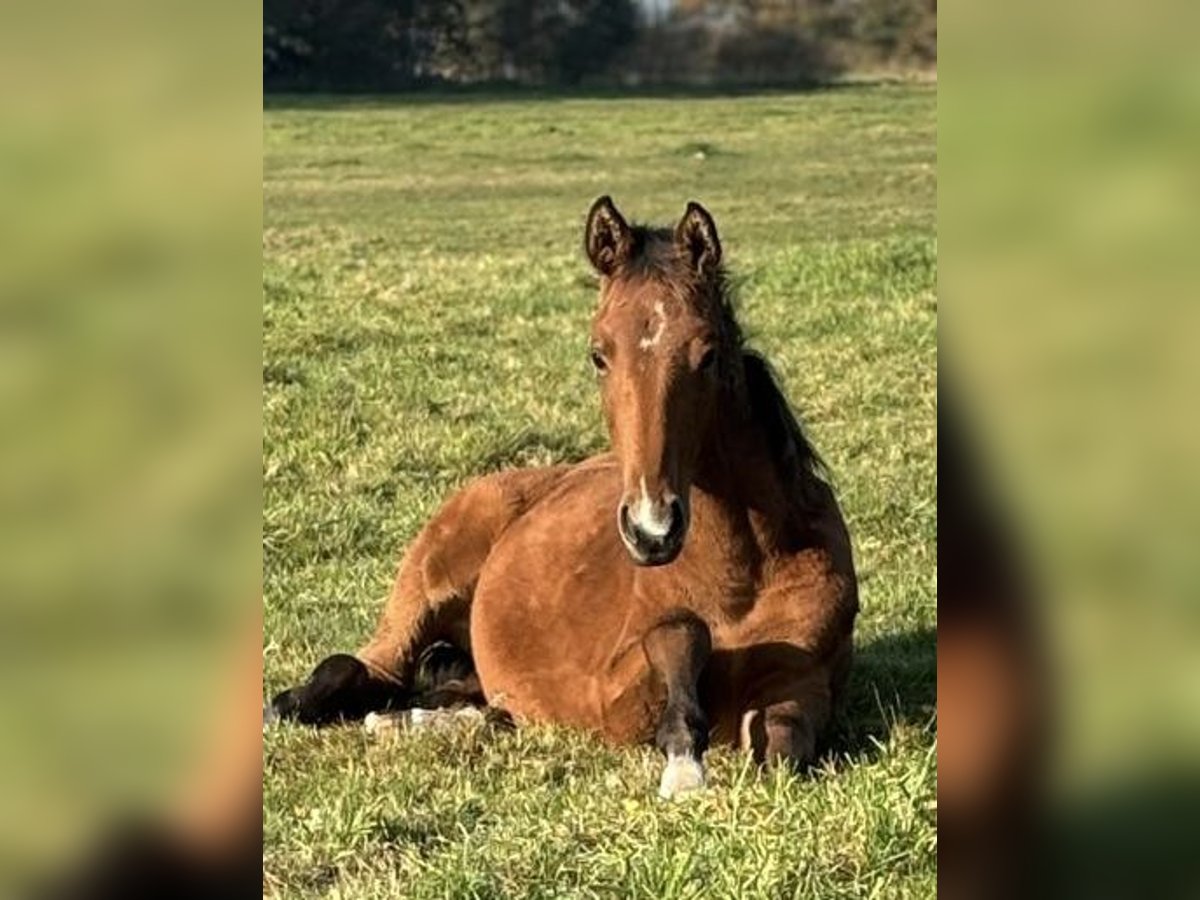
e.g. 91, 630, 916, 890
675, 201, 722, 274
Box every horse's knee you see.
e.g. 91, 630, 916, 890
642, 608, 711, 667
655, 607, 711, 638
764, 708, 816, 768
743, 700, 819, 769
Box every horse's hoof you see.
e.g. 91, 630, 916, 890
263, 703, 278, 729
658, 754, 706, 799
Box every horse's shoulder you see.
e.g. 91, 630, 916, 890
758, 536, 859, 640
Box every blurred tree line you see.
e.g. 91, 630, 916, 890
264, 0, 935, 92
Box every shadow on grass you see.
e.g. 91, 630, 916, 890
828, 625, 936, 765
262, 80, 900, 112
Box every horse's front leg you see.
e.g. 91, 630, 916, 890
642, 609, 712, 799
742, 670, 833, 769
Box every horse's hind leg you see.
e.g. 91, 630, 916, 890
269, 467, 568, 726
643, 609, 713, 799
362, 641, 506, 737
358, 466, 570, 682
269, 653, 406, 726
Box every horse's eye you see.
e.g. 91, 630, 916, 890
590, 349, 608, 374
698, 347, 717, 372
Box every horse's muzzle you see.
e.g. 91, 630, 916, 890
618, 496, 687, 566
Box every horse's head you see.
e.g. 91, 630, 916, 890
584, 196, 732, 566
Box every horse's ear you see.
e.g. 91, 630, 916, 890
675, 201, 722, 275
585, 195, 633, 276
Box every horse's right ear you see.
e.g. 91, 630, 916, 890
585, 195, 632, 276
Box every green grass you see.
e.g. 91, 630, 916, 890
264, 85, 936, 899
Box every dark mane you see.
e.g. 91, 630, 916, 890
619, 227, 827, 497
741, 351, 828, 496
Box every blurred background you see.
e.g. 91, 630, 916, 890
0, 0, 260, 894
264, 0, 936, 92
941, 0, 1200, 895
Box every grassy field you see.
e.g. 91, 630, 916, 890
263, 85, 937, 899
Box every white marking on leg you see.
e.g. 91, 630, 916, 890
365, 707, 486, 739
364, 710, 407, 737
658, 752, 706, 799
740, 709, 759, 751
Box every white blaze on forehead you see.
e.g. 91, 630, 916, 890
638, 300, 668, 351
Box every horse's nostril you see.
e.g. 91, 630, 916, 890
619, 497, 686, 561
618, 502, 633, 536
666, 499, 686, 541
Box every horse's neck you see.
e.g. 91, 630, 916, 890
693, 394, 797, 530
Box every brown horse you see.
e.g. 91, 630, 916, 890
271, 197, 858, 797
